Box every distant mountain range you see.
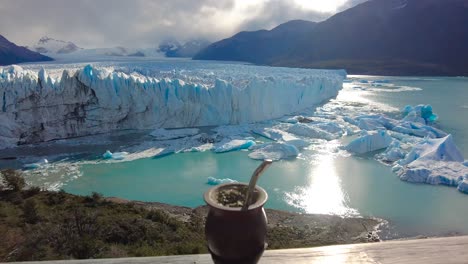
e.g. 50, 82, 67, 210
22, 37, 210, 60
0, 35, 53, 66
158, 39, 211, 58
27, 37, 160, 59
28, 36, 82, 54
195, 0, 468, 76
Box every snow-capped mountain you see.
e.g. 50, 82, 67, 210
158, 39, 210, 58
29, 36, 82, 54
28, 37, 163, 59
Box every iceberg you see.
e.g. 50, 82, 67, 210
397, 160, 467, 187
0, 65, 344, 148
102, 150, 128, 160
207, 177, 238, 185
345, 130, 393, 154
458, 178, 468, 194
398, 135, 464, 166
214, 139, 256, 153
23, 159, 49, 170
287, 122, 342, 140
395, 135, 468, 193
150, 128, 199, 140
253, 127, 297, 141
375, 140, 406, 163
248, 143, 299, 160
402, 105, 438, 123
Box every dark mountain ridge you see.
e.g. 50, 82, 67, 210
195, 0, 468, 76
0, 35, 53, 66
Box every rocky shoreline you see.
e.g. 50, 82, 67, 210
107, 197, 382, 248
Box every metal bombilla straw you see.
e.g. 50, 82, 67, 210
242, 159, 273, 211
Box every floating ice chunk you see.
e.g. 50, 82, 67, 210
248, 143, 299, 160
102, 150, 128, 160
358, 118, 386, 131
345, 130, 393, 154
111, 152, 128, 160
214, 139, 256, 153
207, 177, 238, 185
23, 159, 49, 170
374, 80, 390, 84
343, 116, 358, 126
402, 105, 438, 124
150, 128, 200, 140
314, 122, 343, 134
398, 135, 464, 166
253, 128, 296, 141
284, 139, 310, 149
464, 161, 468, 167
153, 148, 175, 158
354, 115, 397, 130
103, 150, 113, 159
395, 135, 468, 192
375, 140, 406, 162
23, 163, 40, 170
458, 178, 468, 194
392, 122, 447, 138
287, 123, 341, 140
184, 143, 214, 153
397, 160, 467, 186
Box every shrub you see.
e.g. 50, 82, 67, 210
84, 192, 103, 206
1, 169, 26, 192
24, 186, 42, 198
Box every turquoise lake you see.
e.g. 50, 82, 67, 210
2, 65, 467, 239
62, 75, 468, 239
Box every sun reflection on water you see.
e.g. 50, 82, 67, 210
285, 154, 358, 216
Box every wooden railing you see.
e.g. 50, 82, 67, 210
7, 235, 468, 264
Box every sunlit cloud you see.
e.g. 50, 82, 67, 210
0, 0, 366, 48
294, 0, 348, 12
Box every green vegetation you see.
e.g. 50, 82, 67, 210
0, 169, 206, 262
0, 169, 379, 262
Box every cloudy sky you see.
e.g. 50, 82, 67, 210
0, 0, 366, 48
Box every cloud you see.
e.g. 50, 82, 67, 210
0, 0, 366, 48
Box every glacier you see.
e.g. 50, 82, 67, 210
0, 64, 344, 149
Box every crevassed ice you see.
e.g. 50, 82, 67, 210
0, 64, 344, 149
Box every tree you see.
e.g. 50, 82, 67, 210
1, 169, 26, 192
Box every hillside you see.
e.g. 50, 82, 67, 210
194, 0, 468, 76
0, 35, 53, 66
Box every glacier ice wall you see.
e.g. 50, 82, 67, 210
0, 65, 344, 148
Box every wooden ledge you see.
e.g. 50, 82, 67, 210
7, 235, 468, 264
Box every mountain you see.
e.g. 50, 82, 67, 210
159, 39, 211, 58
29, 36, 82, 54
194, 0, 468, 76
194, 20, 316, 64
0, 35, 53, 66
